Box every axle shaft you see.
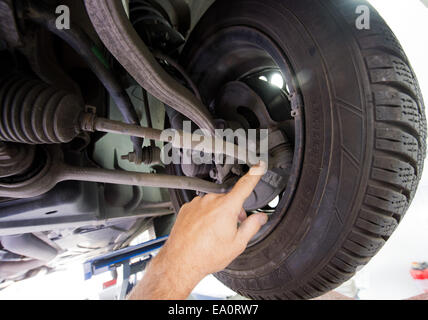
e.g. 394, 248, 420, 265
81, 114, 256, 165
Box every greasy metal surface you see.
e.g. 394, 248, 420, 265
93, 85, 167, 206
84, 0, 216, 133
0, 74, 243, 162
84, 114, 255, 165
172, 15, 306, 244
121, 146, 162, 165
62, 165, 230, 194
0, 146, 229, 199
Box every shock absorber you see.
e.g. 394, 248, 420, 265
0, 75, 83, 145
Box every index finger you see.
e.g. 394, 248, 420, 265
226, 161, 267, 205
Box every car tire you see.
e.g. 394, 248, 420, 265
175, 0, 427, 299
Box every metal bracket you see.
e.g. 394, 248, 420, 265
83, 236, 167, 281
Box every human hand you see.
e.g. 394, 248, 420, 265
164, 161, 269, 279
128, 162, 268, 300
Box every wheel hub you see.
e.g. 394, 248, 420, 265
214, 80, 294, 211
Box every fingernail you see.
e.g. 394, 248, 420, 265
258, 213, 268, 225
249, 161, 267, 176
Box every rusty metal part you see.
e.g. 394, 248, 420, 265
84, 0, 215, 133
0, 75, 83, 144
0, 76, 249, 163
61, 166, 229, 194
0, 146, 229, 199
165, 106, 215, 178
0, 143, 36, 178
82, 113, 170, 142
213, 80, 294, 210
84, 109, 289, 211
215, 81, 293, 170
122, 146, 162, 165
81, 114, 254, 165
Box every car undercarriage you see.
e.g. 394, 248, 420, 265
0, 0, 426, 300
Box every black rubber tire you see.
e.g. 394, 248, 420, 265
180, 0, 427, 299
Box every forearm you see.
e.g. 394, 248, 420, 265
127, 243, 205, 300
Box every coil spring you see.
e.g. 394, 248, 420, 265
130, 0, 170, 25
129, 0, 185, 52
0, 75, 83, 144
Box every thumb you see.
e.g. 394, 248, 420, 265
236, 213, 268, 247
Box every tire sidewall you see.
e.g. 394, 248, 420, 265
181, 0, 373, 293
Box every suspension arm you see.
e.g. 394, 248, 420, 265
84, 0, 216, 134
0, 147, 230, 199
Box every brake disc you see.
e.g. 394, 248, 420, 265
214, 80, 294, 211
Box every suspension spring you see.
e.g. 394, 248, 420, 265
129, 0, 185, 53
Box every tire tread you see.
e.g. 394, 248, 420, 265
300, 0, 426, 300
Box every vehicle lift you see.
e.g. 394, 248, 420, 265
83, 236, 168, 300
